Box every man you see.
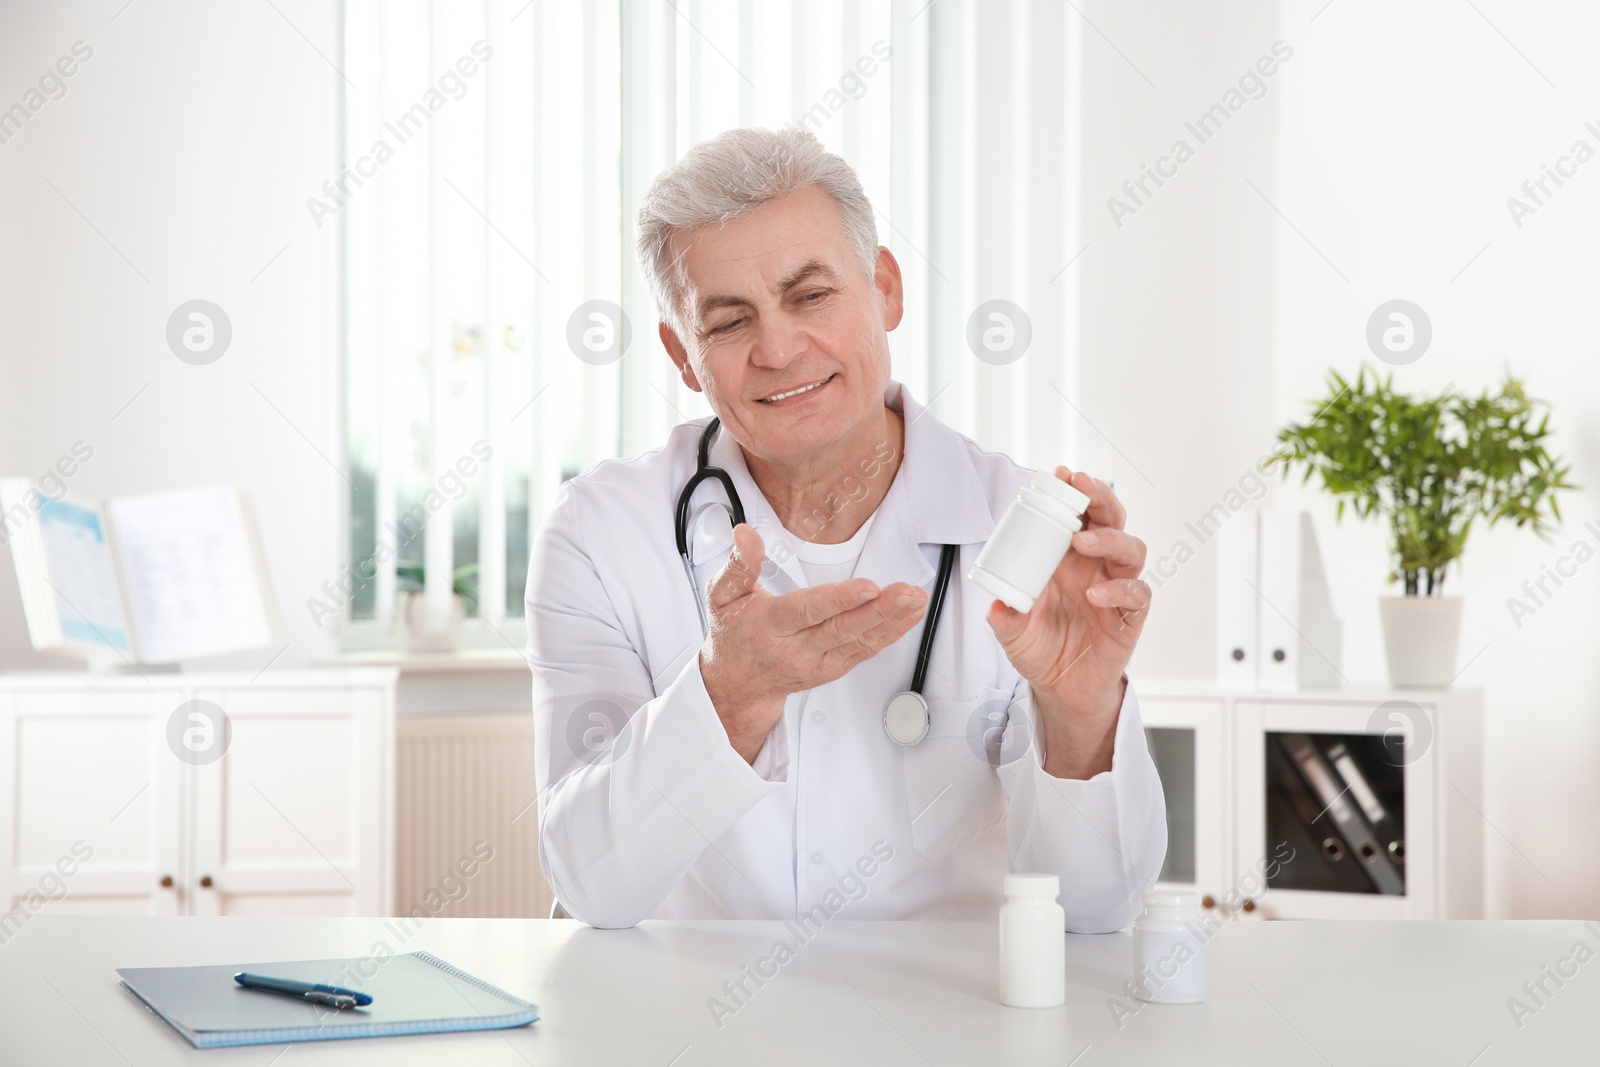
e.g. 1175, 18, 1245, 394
527, 127, 1165, 931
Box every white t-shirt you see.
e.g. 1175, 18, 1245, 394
792, 512, 877, 587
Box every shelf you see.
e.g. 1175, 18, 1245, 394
1138, 686, 1483, 920
320, 649, 530, 674
1136, 678, 1476, 701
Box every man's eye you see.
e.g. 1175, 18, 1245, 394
797, 290, 826, 304
709, 317, 746, 335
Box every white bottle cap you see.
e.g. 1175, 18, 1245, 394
1004, 872, 1060, 899
1030, 469, 1092, 515
1141, 888, 1202, 920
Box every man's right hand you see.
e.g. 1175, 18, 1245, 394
698, 523, 931, 764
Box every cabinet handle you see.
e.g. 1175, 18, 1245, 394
159, 874, 174, 888
1242, 899, 1256, 913
199, 875, 214, 889
1200, 894, 1215, 909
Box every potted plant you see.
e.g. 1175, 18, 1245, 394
1271, 367, 1574, 687
395, 561, 479, 653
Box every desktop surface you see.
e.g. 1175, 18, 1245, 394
0, 915, 1587, 1064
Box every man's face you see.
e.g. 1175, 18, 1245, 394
660, 184, 903, 466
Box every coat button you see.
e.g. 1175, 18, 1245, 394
811, 852, 824, 865
811, 710, 825, 723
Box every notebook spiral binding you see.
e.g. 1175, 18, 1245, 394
410, 952, 534, 1011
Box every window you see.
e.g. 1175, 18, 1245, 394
341, 0, 1079, 651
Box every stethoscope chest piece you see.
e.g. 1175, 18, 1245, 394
884, 690, 931, 747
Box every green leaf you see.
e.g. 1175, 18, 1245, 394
1272, 367, 1576, 585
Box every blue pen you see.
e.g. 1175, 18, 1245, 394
234, 972, 373, 1009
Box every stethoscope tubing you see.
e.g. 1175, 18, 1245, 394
676, 418, 957, 744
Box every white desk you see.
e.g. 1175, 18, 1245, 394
0, 917, 1588, 1064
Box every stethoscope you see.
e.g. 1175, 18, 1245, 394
676, 418, 957, 747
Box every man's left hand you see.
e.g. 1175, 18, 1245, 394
985, 467, 1150, 780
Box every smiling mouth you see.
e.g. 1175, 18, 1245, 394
758, 374, 835, 403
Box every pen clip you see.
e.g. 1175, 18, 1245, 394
304, 990, 359, 1010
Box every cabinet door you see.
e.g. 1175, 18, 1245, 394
188, 687, 388, 916
1138, 697, 1229, 910
0, 687, 185, 918
1234, 698, 1438, 920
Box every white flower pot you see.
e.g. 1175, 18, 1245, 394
400, 592, 467, 653
1378, 595, 1462, 688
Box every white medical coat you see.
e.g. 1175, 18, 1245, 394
526, 380, 1167, 931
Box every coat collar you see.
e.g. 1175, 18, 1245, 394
705, 380, 998, 592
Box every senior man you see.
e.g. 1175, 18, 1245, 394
527, 127, 1165, 931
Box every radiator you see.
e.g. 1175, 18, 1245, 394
395, 715, 552, 918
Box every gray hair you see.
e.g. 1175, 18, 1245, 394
635, 127, 879, 336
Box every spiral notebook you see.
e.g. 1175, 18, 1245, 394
117, 951, 539, 1049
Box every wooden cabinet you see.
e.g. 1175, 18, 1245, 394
0, 671, 395, 919
1138, 682, 1483, 920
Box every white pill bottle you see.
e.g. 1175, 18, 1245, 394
969, 470, 1092, 613
998, 873, 1066, 1008
1131, 889, 1208, 1004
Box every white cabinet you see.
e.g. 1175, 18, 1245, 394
1139, 695, 1229, 903
0, 685, 185, 916
0, 670, 395, 919
1137, 682, 1483, 920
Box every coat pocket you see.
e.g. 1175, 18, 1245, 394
903, 686, 1016, 861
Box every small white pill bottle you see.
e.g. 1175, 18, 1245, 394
1131, 889, 1208, 1004
969, 469, 1092, 614
998, 873, 1066, 1008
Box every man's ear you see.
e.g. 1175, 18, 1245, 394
659, 321, 703, 393
873, 246, 905, 332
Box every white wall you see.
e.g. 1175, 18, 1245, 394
1073, 0, 1286, 684
1078, 0, 1600, 919
0, 0, 344, 674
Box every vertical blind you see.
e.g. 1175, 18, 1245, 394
342, 0, 1081, 647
